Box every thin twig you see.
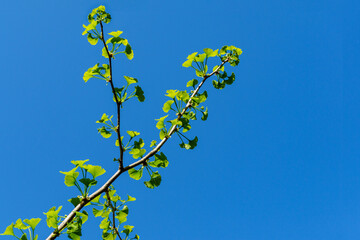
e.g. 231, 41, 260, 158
99, 21, 124, 170
105, 189, 123, 240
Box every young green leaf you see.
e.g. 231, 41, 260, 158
115, 205, 129, 224
0, 223, 15, 236
162, 100, 174, 113
156, 115, 168, 129
108, 31, 123, 37
23, 219, 41, 232
129, 148, 146, 159
127, 195, 136, 202
87, 33, 98, 45
150, 140, 157, 147
203, 48, 218, 57
165, 89, 178, 98
186, 79, 198, 88
59, 167, 79, 187
148, 152, 169, 168
127, 131, 140, 138
159, 129, 167, 140
134, 86, 145, 102
68, 197, 81, 207
71, 159, 89, 168
14, 219, 30, 230
125, 43, 134, 60
144, 172, 162, 189
128, 167, 143, 180
122, 225, 134, 236
194, 53, 206, 63
83, 165, 106, 178
182, 59, 193, 68
98, 126, 112, 138
124, 76, 138, 85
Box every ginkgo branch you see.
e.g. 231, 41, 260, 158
45, 58, 229, 240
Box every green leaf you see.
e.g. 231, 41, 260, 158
187, 52, 198, 60
103, 233, 116, 240
82, 21, 97, 35
170, 119, 182, 127
196, 69, 204, 77
124, 76, 138, 85
148, 152, 169, 168
182, 59, 193, 68
201, 107, 208, 121
176, 91, 190, 102
84, 165, 106, 178
98, 126, 112, 138
122, 225, 134, 235
91, 194, 101, 203
76, 211, 88, 224
179, 136, 198, 150
127, 195, 136, 202
135, 86, 145, 102
96, 113, 112, 123
20, 233, 28, 240
83, 63, 100, 82
165, 89, 178, 98
1, 223, 15, 236
115, 206, 128, 224
99, 218, 110, 230
212, 80, 226, 89
213, 65, 225, 73
68, 197, 81, 207
87, 33, 98, 45
134, 234, 140, 240
127, 131, 140, 138
186, 79, 198, 88
194, 53, 206, 63
162, 100, 174, 113
14, 219, 30, 230
79, 178, 97, 187
23, 218, 41, 232
150, 140, 157, 147
92, 208, 103, 217
179, 117, 191, 132
71, 159, 89, 168
108, 31, 123, 37
102, 47, 110, 58
129, 148, 146, 159
59, 167, 79, 187
156, 115, 168, 129
68, 233, 81, 240
115, 136, 124, 147
134, 138, 145, 148
125, 43, 134, 60
204, 48, 218, 57
144, 172, 162, 189
43, 206, 62, 229
224, 72, 235, 85
159, 129, 167, 140
128, 167, 143, 180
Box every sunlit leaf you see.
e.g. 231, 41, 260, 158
128, 167, 143, 180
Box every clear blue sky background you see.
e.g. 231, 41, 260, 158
1, 0, 359, 239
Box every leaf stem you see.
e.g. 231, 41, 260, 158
105, 189, 123, 240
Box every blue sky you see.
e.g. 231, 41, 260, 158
1, 0, 359, 239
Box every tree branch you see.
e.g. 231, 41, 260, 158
105, 189, 123, 240
45, 56, 229, 240
99, 21, 124, 170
